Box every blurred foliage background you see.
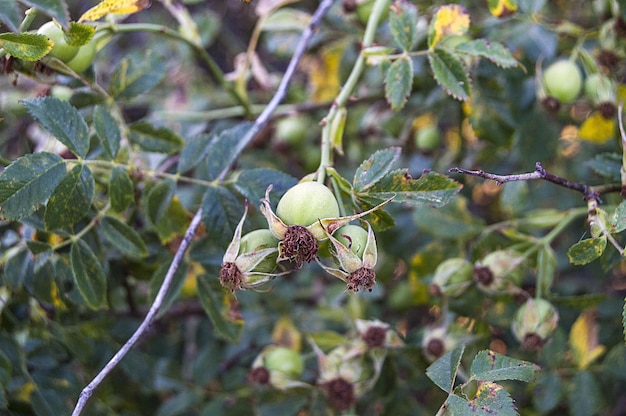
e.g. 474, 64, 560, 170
2, 0, 626, 415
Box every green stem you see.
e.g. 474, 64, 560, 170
18, 8, 38, 32
316, 0, 392, 183
52, 202, 110, 252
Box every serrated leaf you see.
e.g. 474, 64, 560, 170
234, 168, 297, 204
44, 164, 94, 230
537, 244, 556, 295
129, 122, 184, 154
486, 0, 518, 18
0, 0, 20, 32
93, 106, 122, 159
0, 33, 52, 61
109, 167, 134, 212
384, 56, 413, 111
567, 237, 606, 265
202, 186, 243, 248
22, 97, 90, 158
363, 170, 461, 208
101, 216, 148, 258
428, 47, 471, 100
65, 22, 95, 47
389, 1, 418, 51
197, 275, 244, 343
178, 133, 213, 173
3, 247, 33, 291
426, 344, 465, 392
447, 382, 518, 416
569, 310, 606, 369
568, 371, 602, 416
79, 0, 151, 22
145, 180, 175, 225
586, 152, 621, 182
0, 152, 66, 221
149, 260, 188, 317
205, 122, 254, 180
428, 4, 470, 49
109, 52, 166, 101
456, 39, 519, 68
21, 0, 69, 27
70, 240, 107, 309
353, 147, 401, 191
470, 350, 538, 382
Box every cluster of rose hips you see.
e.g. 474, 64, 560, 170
219, 181, 385, 293
425, 251, 559, 357
248, 319, 403, 411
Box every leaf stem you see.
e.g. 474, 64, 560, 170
317, 0, 392, 183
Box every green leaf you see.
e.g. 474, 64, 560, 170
206, 122, 254, 180
156, 390, 204, 416
426, 344, 465, 392
44, 164, 94, 230
612, 200, 626, 233
0, 152, 66, 221
568, 371, 602, 416
353, 147, 401, 191
149, 260, 188, 317
3, 247, 33, 291
0, 33, 52, 61
363, 170, 461, 208
234, 168, 297, 204
533, 371, 562, 413
154, 196, 190, 245
585, 152, 621, 182
623, 297, 626, 344
567, 237, 607, 265
178, 133, 213, 173
537, 244, 556, 295
428, 47, 471, 100
32, 259, 57, 304
65, 22, 95, 47
389, 1, 418, 51
30, 388, 69, 416
413, 196, 483, 239
93, 106, 121, 159
109, 167, 134, 212
145, 180, 176, 225
0, 0, 20, 32
470, 350, 538, 382
22, 97, 90, 158
201, 186, 244, 247
109, 52, 166, 101
456, 39, 519, 68
70, 240, 107, 309
447, 382, 518, 416
21, 0, 69, 27
197, 275, 244, 343
129, 122, 184, 154
384, 56, 413, 111
101, 216, 148, 258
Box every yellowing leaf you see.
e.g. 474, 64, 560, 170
569, 309, 605, 369
304, 41, 344, 103
429, 5, 471, 49
578, 112, 615, 144
486, 0, 518, 18
272, 317, 302, 351
79, 0, 151, 22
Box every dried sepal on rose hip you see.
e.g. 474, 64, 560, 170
512, 298, 559, 350
317, 221, 379, 292
355, 319, 404, 350
473, 249, 525, 294
219, 202, 286, 292
260, 183, 391, 269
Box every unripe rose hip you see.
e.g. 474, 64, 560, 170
276, 181, 340, 226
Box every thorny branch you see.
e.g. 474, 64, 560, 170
70, 0, 336, 414
449, 162, 622, 202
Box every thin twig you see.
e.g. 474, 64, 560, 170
70, 2, 336, 414
449, 162, 604, 201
